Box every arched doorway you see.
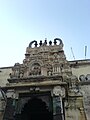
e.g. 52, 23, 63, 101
19, 97, 52, 120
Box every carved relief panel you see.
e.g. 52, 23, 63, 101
29, 63, 41, 76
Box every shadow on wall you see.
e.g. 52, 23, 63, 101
15, 97, 53, 120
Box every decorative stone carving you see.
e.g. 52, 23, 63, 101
9, 38, 72, 84
86, 74, 90, 81
79, 75, 86, 81
53, 86, 65, 97
9, 63, 20, 78
29, 63, 41, 76
29, 40, 38, 48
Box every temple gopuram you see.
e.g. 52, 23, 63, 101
0, 38, 90, 120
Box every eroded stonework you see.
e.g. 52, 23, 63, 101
0, 38, 87, 120
9, 38, 70, 79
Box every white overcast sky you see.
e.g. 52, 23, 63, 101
0, 0, 90, 67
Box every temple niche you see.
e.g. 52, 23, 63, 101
29, 63, 41, 76
1, 38, 86, 120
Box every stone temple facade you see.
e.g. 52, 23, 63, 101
0, 38, 90, 120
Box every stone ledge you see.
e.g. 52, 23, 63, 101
7, 75, 63, 83
79, 81, 90, 85
2, 80, 67, 90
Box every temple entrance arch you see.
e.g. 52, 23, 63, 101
19, 97, 53, 120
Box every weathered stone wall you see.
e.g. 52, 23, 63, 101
65, 96, 86, 120
0, 101, 6, 120
0, 40, 90, 120
71, 65, 90, 79
70, 60, 90, 120
80, 84, 90, 120
0, 67, 12, 87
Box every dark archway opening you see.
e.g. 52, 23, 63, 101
17, 97, 53, 120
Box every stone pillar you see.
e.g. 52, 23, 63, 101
53, 86, 65, 120
53, 66, 61, 75
41, 67, 47, 76
58, 67, 61, 73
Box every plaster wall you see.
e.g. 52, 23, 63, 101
71, 65, 90, 79
71, 64, 90, 120
80, 85, 90, 120
65, 109, 86, 120
0, 68, 12, 87
65, 97, 86, 120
